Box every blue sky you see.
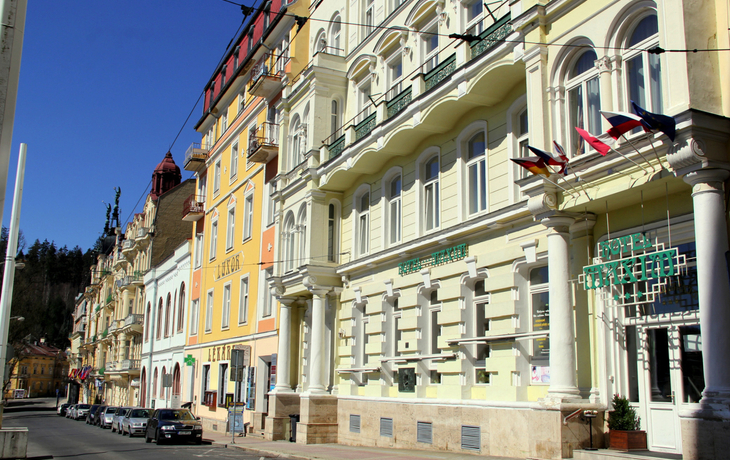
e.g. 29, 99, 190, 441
3, 1, 251, 252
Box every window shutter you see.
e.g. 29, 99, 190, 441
461, 425, 480, 451
350, 414, 361, 433
380, 417, 393, 437
416, 421, 432, 444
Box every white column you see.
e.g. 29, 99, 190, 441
684, 169, 730, 414
272, 297, 295, 393
306, 289, 329, 395
542, 215, 580, 400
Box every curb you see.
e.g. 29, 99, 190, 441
209, 438, 313, 460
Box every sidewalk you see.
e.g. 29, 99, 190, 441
204, 430, 522, 460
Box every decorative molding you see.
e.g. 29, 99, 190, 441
527, 193, 557, 218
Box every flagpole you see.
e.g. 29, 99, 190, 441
543, 164, 581, 198
608, 146, 651, 175
543, 174, 577, 196
646, 136, 670, 169
620, 135, 656, 173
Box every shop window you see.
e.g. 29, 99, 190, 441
530, 266, 550, 384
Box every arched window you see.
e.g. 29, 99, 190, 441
156, 298, 163, 340
283, 212, 296, 273
145, 302, 151, 342
173, 364, 181, 396
161, 366, 167, 401
624, 14, 662, 113
290, 115, 302, 169
331, 99, 341, 138
177, 283, 185, 332
466, 131, 487, 215
567, 49, 601, 155
423, 155, 440, 233
355, 188, 371, 256
152, 368, 158, 399
327, 202, 340, 262
329, 15, 342, 56
297, 205, 308, 265
315, 29, 327, 53
140, 368, 147, 407
164, 294, 171, 338
507, 96, 529, 203
383, 171, 402, 246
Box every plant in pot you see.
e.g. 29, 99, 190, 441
607, 394, 646, 450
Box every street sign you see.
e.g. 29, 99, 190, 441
162, 373, 173, 388
231, 346, 250, 367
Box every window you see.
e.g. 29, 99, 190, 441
190, 299, 199, 336
316, 29, 327, 53
422, 26, 439, 72
243, 193, 254, 241
283, 212, 296, 273
386, 174, 402, 246
234, 46, 240, 69
331, 99, 341, 138
198, 174, 207, 201
230, 142, 239, 180
466, 131, 487, 215
239, 276, 249, 325
423, 156, 440, 232
156, 298, 163, 340
145, 302, 151, 341
357, 79, 372, 122
364, 0, 374, 37
221, 110, 228, 133
263, 3, 270, 29
152, 368, 158, 398
164, 294, 171, 338
567, 49, 601, 156
222, 284, 231, 329
205, 290, 214, 333
219, 363, 229, 406
221, 65, 227, 88
386, 54, 404, 99
297, 206, 307, 264
624, 14, 662, 115
266, 180, 277, 227
429, 291, 441, 355
508, 97, 529, 203
177, 283, 185, 332
530, 266, 550, 374
355, 190, 370, 256
327, 202, 339, 263
202, 364, 210, 394
329, 15, 342, 56
465, 0, 484, 35
290, 116, 303, 169
238, 91, 246, 114
262, 268, 274, 317
210, 219, 218, 260
247, 27, 254, 53
194, 233, 203, 268
226, 207, 236, 251
214, 160, 221, 194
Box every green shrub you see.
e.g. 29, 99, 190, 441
608, 394, 640, 431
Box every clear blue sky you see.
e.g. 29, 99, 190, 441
3, 0, 252, 252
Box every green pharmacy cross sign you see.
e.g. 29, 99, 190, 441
579, 232, 687, 308
184, 354, 195, 366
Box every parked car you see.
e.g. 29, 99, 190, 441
57, 403, 71, 416
66, 404, 77, 419
145, 408, 203, 445
121, 408, 151, 437
85, 404, 101, 424
99, 406, 118, 429
94, 406, 107, 425
111, 407, 130, 433
74, 404, 91, 420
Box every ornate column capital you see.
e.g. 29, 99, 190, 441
540, 215, 575, 233
683, 168, 730, 193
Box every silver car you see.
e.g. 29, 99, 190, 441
111, 407, 130, 433
121, 408, 151, 437
74, 404, 91, 420
99, 406, 118, 428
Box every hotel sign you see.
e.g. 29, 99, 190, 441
216, 251, 243, 280
398, 244, 468, 276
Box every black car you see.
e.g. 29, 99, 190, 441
86, 404, 101, 424
57, 403, 71, 416
145, 408, 203, 445
94, 405, 107, 425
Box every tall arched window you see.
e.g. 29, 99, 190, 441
145, 302, 151, 342
466, 131, 487, 215
283, 212, 296, 273
161, 366, 167, 401
173, 364, 181, 396
423, 155, 440, 232
152, 368, 158, 398
290, 115, 302, 169
140, 368, 147, 407
624, 14, 662, 113
567, 49, 601, 155
297, 206, 308, 265
331, 99, 341, 138
384, 172, 402, 246
329, 14, 342, 55
315, 29, 327, 53
177, 283, 185, 332
156, 298, 163, 340
327, 202, 340, 262
164, 294, 171, 338
355, 188, 371, 256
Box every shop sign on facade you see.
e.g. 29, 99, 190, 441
580, 233, 687, 307
215, 251, 242, 280
398, 244, 468, 276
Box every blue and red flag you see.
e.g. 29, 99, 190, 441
631, 101, 676, 141
601, 111, 649, 139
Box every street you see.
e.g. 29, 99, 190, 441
3, 408, 272, 460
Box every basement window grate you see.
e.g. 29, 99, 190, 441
380, 417, 393, 437
417, 421, 432, 444
461, 425, 480, 451
350, 414, 361, 433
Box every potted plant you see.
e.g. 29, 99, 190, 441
607, 394, 646, 450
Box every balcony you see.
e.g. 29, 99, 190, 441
424, 53, 457, 91
184, 142, 209, 172
130, 270, 145, 286
386, 85, 413, 119
247, 122, 279, 163
355, 113, 377, 141
121, 238, 137, 258
470, 13, 512, 60
135, 227, 151, 248
328, 134, 346, 160
122, 313, 144, 335
248, 53, 284, 98
119, 359, 140, 374
182, 194, 205, 222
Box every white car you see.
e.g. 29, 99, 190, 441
74, 404, 91, 420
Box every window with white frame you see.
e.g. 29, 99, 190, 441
290, 115, 303, 169
221, 110, 228, 133
315, 29, 327, 54
230, 142, 239, 180
209, 219, 218, 260
624, 14, 662, 116
385, 173, 402, 246
201, 365, 210, 395
234, 46, 240, 69
423, 155, 440, 233
194, 233, 203, 268
355, 189, 370, 256
364, 0, 374, 37
283, 212, 296, 273
238, 91, 246, 114
329, 15, 342, 56
243, 192, 254, 241
386, 52, 404, 100
464, 0, 484, 35
205, 290, 214, 333
465, 129, 488, 216
198, 174, 207, 200
226, 206, 235, 251
276, 34, 289, 73
422, 24, 439, 72
508, 98, 529, 203
297, 206, 307, 264
429, 291, 441, 355
262, 268, 274, 317
567, 49, 601, 156
218, 363, 229, 406
266, 179, 277, 227
331, 99, 342, 139
529, 266, 550, 380
473, 279, 491, 383
214, 160, 221, 194
190, 299, 199, 335
357, 78, 372, 122
222, 283, 231, 329
238, 276, 249, 325
327, 202, 340, 263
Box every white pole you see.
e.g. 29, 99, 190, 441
0, 143, 26, 426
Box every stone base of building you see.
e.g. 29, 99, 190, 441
0, 427, 28, 459
297, 393, 338, 444
680, 416, 730, 459
251, 411, 267, 436
336, 398, 603, 459
265, 392, 301, 441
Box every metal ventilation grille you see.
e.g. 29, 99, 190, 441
461, 425, 480, 451
380, 417, 393, 437
349, 414, 361, 433
417, 421, 432, 444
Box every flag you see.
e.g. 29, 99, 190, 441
575, 127, 614, 156
510, 157, 550, 176
601, 111, 649, 139
553, 141, 570, 165
528, 146, 568, 175
631, 101, 676, 141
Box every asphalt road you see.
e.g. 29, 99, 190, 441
3, 409, 272, 460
